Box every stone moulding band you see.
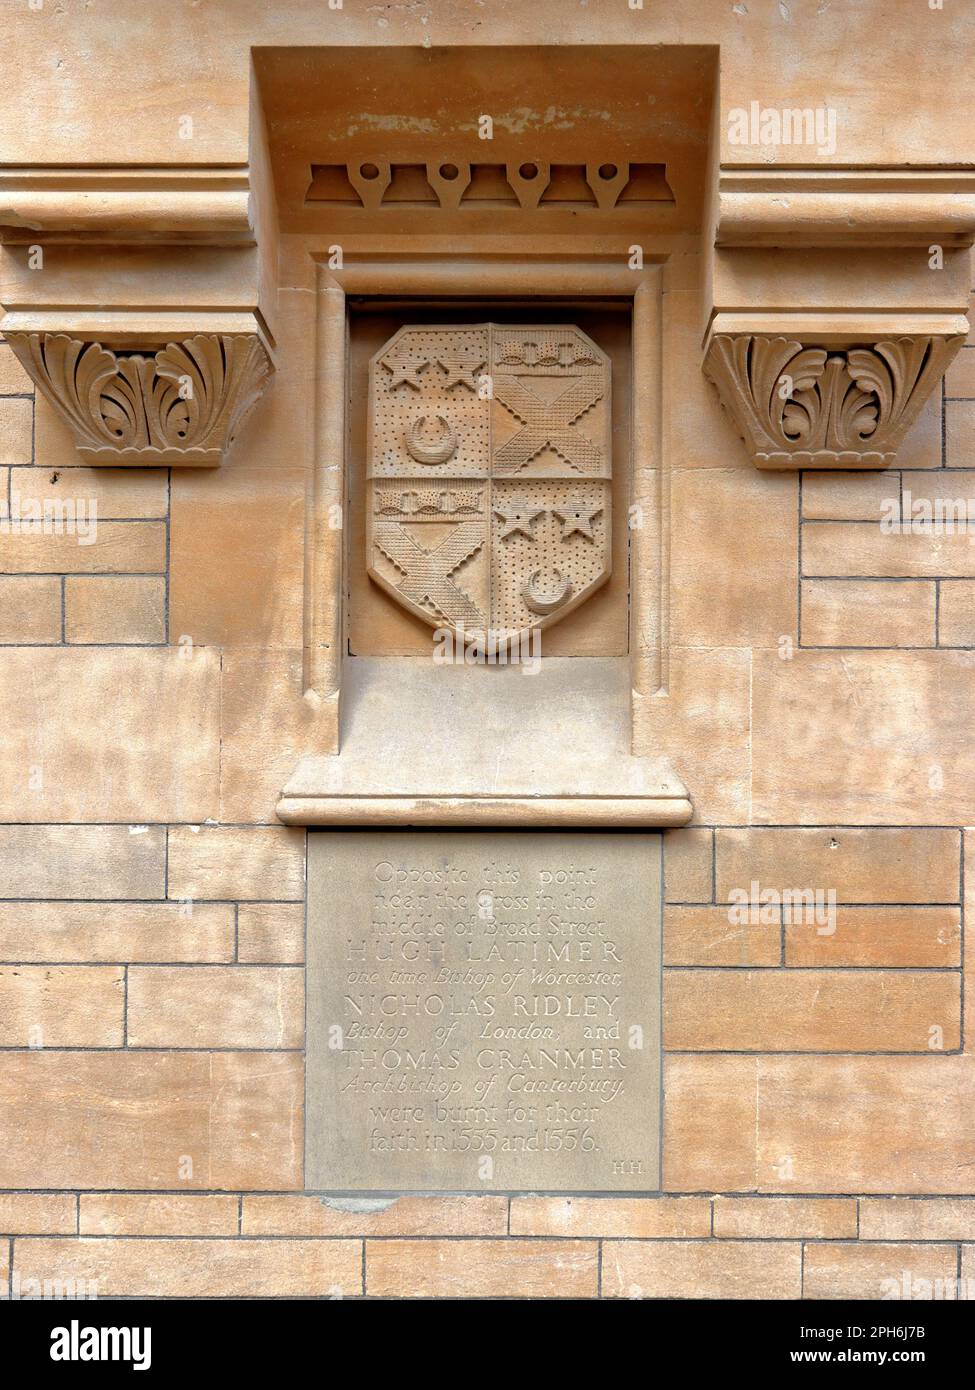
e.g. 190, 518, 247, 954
0, 164, 253, 241
717, 167, 975, 247
4, 330, 273, 467
703, 327, 965, 470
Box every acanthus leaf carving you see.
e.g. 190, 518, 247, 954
5, 331, 272, 466
703, 332, 963, 469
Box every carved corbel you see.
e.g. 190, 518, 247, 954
5, 331, 272, 467
703, 328, 964, 470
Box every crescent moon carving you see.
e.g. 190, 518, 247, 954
522, 568, 574, 615
405, 414, 457, 465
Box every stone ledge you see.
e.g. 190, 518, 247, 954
276, 656, 693, 828
276, 791, 692, 827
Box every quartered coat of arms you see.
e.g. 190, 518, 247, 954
367, 323, 611, 648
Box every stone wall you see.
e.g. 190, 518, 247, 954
2, 303, 975, 1298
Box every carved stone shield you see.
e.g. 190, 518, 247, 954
366, 323, 611, 646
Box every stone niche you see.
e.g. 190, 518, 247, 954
263, 44, 715, 831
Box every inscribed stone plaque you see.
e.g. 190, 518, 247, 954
306, 831, 661, 1192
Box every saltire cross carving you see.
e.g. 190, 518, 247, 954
374, 519, 485, 626
492, 375, 605, 473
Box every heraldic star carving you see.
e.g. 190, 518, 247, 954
366, 323, 612, 644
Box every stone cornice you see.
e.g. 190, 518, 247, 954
717, 166, 975, 247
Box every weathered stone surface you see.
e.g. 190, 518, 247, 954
804, 522, 975, 579
670, 467, 797, 646
167, 825, 305, 901
0, 1052, 301, 1189
664, 905, 781, 966
937, 580, 975, 645
0, 965, 124, 1046
510, 1196, 710, 1238
751, 651, 975, 823
306, 831, 662, 1192
636, 647, 751, 824
604, 1240, 801, 1300
663, 1056, 759, 1192
0, 1194, 76, 1235
219, 649, 319, 823
170, 465, 305, 650
860, 1198, 975, 1241
127, 966, 303, 1048
243, 1194, 507, 1237
0, 650, 219, 822
801, 470, 899, 521
665, 1056, 975, 1194
0, 398, 32, 466
15, 1237, 361, 1299
0, 825, 165, 899
945, 347, 975, 397
9, 464, 168, 518
800, 579, 936, 647
0, 901, 235, 963
962, 828, 975, 1056
716, 827, 959, 903
0, 575, 61, 643
663, 828, 713, 903
236, 902, 304, 963
79, 1194, 239, 1236
946, 400, 975, 467
896, 392, 942, 470
712, 1197, 857, 1240
65, 575, 166, 644
785, 906, 960, 967
665, 969, 959, 1052
366, 1237, 597, 1299
0, 520, 166, 574
0, 343, 31, 393
752, 1058, 975, 1194
803, 1243, 958, 1300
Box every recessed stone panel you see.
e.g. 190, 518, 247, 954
306, 830, 661, 1192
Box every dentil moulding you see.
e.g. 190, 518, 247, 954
4, 330, 272, 467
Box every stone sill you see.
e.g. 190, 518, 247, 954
276, 656, 692, 828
